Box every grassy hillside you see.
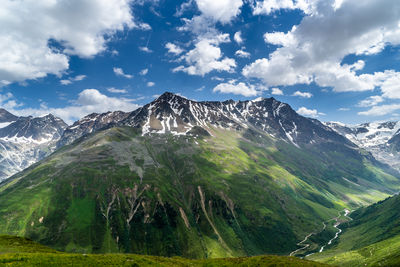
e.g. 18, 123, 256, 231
311, 234, 400, 267
310, 194, 400, 266
0, 126, 398, 258
0, 235, 329, 266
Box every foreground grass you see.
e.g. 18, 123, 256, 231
310, 234, 400, 267
0, 235, 329, 266
0, 253, 331, 267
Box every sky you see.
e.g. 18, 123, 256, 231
1, 0, 400, 125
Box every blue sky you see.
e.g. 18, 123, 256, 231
1, 0, 400, 124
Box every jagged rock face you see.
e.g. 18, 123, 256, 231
61, 92, 350, 148
57, 111, 129, 147
326, 121, 400, 170
0, 114, 67, 181
389, 131, 400, 152
0, 108, 18, 124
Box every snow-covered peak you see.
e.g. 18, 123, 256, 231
327, 121, 400, 148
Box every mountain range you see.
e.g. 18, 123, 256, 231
0, 92, 399, 260
0, 110, 67, 181
327, 121, 400, 171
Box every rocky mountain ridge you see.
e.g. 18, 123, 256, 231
326, 121, 400, 170
0, 113, 67, 181
59, 92, 350, 149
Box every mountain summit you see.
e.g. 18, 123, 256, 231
60, 92, 349, 149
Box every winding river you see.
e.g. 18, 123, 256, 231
290, 209, 351, 257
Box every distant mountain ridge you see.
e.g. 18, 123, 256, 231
0, 108, 18, 124
0, 112, 67, 181
326, 121, 400, 170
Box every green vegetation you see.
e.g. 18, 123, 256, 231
0, 126, 398, 258
0, 235, 329, 266
310, 194, 400, 266
311, 234, 400, 267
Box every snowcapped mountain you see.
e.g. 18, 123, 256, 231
60, 92, 350, 148
0, 113, 67, 181
326, 121, 400, 170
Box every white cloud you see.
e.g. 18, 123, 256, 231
243, 0, 400, 94
0, 92, 22, 110
338, 107, 350, 111
213, 80, 259, 97
297, 106, 324, 118
60, 74, 86, 85
358, 104, 400, 117
173, 34, 236, 76
139, 68, 149, 75
292, 90, 312, 98
378, 71, 400, 99
107, 87, 128, 93
271, 88, 283, 95
165, 43, 184, 55
235, 49, 251, 58
6, 89, 139, 124
357, 95, 384, 107
139, 46, 153, 53
234, 31, 243, 44
0, 0, 134, 86
137, 22, 152, 31
113, 67, 133, 79
211, 76, 224, 81
147, 81, 155, 87
195, 0, 243, 24
251, 0, 312, 15
60, 80, 72, 86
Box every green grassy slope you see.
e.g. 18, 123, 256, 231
310, 194, 400, 266
0, 126, 398, 258
311, 234, 400, 267
0, 235, 329, 266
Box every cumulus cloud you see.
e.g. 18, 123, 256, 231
213, 80, 260, 97
357, 95, 384, 107
113, 67, 133, 79
271, 88, 283, 95
251, 0, 312, 15
297, 106, 324, 118
173, 34, 236, 76
234, 31, 243, 44
0, 0, 135, 86
195, 0, 243, 24
243, 0, 400, 94
5, 89, 139, 124
358, 104, 400, 117
174, 0, 242, 77
292, 90, 312, 98
60, 74, 86, 85
235, 49, 251, 58
165, 43, 184, 55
